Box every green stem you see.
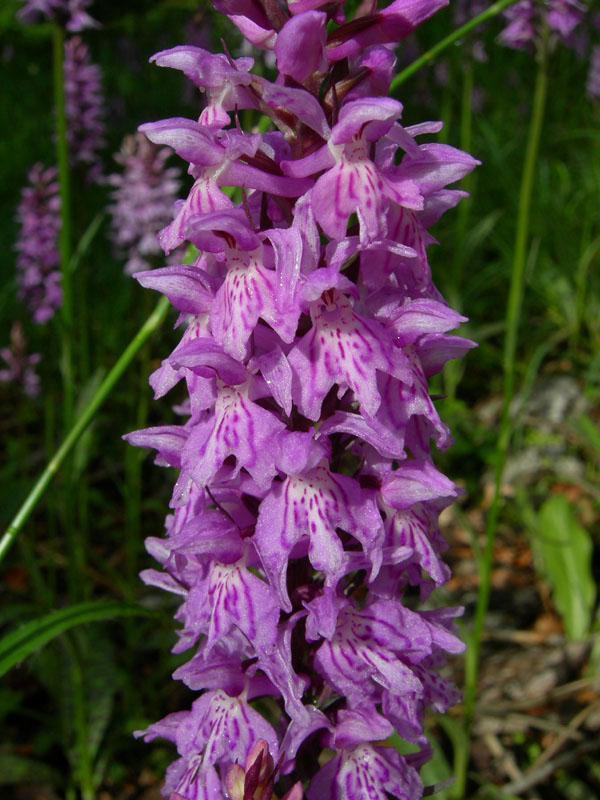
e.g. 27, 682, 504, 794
62, 635, 94, 800
445, 60, 474, 400
390, 0, 520, 91
461, 41, 549, 782
44, 385, 59, 598
452, 59, 474, 296
52, 23, 74, 430
0, 296, 171, 565
17, 402, 52, 608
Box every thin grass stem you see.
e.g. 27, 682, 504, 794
445, 59, 474, 400
390, 0, 520, 91
0, 295, 171, 565
457, 41, 549, 796
62, 634, 94, 800
124, 291, 153, 603
452, 59, 474, 297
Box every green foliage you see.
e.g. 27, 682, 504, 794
0, 601, 154, 677
534, 495, 596, 640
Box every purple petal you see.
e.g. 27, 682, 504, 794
134, 266, 214, 314
392, 142, 480, 197
331, 97, 403, 145
275, 11, 328, 83
416, 333, 477, 377
256, 78, 331, 140
182, 380, 286, 489
280, 706, 331, 776
289, 290, 413, 420
326, 0, 448, 61
139, 119, 223, 166
150, 46, 253, 90
250, 614, 310, 722
307, 744, 423, 800
381, 459, 458, 510
181, 559, 280, 654
251, 347, 293, 416
209, 249, 301, 361
176, 690, 279, 769
171, 338, 247, 385
332, 705, 394, 749
123, 425, 187, 467
254, 466, 384, 610
281, 144, 335, 179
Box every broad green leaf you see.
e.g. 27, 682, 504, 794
82, 628, 117, 765
0, 600, 154, 677
535, 495, 595, 640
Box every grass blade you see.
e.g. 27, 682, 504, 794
0, 294, 170, 565
390, 0, 521, 90
0, 600, 154, 677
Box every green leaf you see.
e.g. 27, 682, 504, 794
0, 601, 154, 677
420, 734, 453, 799
535, 495, 595, 640
575, 414, 600, 457
81, 628, 117, 766
72, 368, 107, 480
69, 213, 105, 274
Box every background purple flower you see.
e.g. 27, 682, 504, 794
17, 0, 98, 30
14, 163, 62, 324
107, 132, 181, 275
63, 35, 105, 181
587, 44, 600, 101
500, 0, 587, 51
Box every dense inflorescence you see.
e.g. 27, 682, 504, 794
128, 1, 479, 797
500, 0, 586, 50
17, 0, 97, 30
64, 34, 105, 181
15, 163, 62, 325
108, 133, 181, 275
